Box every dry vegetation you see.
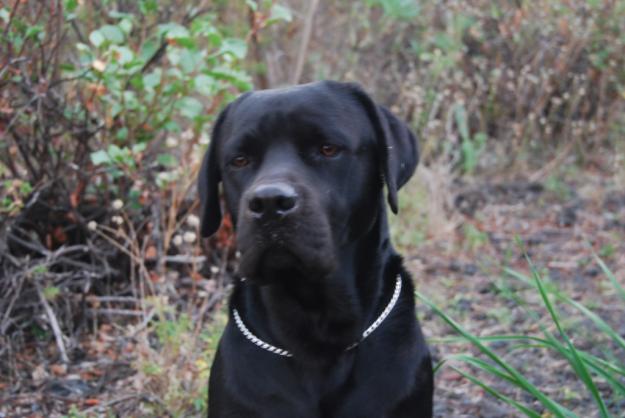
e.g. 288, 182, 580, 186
0, 0, 624, 416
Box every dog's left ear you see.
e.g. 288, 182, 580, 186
343, 83, 419, 214
198, 103, 231, 238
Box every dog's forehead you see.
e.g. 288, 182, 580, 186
225, 84, 369, 140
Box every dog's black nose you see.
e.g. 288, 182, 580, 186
248, 183, 298, 219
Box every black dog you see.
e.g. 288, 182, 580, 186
198, 81, 433, 417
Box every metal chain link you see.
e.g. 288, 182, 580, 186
232, 275, 403, 358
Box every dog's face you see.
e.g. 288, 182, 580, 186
198, 81, 418, 283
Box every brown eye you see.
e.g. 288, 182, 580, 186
231, 156, 250, 168
320, 144, 340, 157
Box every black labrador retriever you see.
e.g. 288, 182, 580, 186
198, 81, 433, 417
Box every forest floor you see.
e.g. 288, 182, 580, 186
1, 160, 624, 417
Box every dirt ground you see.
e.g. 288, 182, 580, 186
410, 167, 625, 417
1, 164, 624, 417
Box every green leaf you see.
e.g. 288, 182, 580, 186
454, 103, 469, 143
179, 48, 200, 73
118, 18, 133, 35
219, 38, 247, 59
33, 265, 48, 275
178, 97, 204, 120
25, 25, 44, 41
205, 30, 223, 46
245, 0, 258, 11
166, 47, 182, 66
116, 127, 128, 141
159, 23, 190, 40
140, 38, 160, 62
142, 362, 163, 375
90, 24, 125, 47
164, 120, 180, 132
376, 0, 420, 20
111, 46, 134, 64
122, 91, 139, 110
194, 74, 215, 96
157, 153, 178, 167
90, 150, 111, 165
132, 142, 147, 153
143, 69, 162, 89
106, 144, 135, 168
99, 24, 125, 44
267, 4, 293, 25
208, 67, 252, 91
0, 8, 10, 24
190, 15, 220, 39
89, 30, 106, 47
59, 63, 77, 72
43, 286, 61, 301
107, 144, 123, 159
64, 0, 78, 12
18, 181, 32, 195
109, 10, 134, 20
139, 0, 158, 14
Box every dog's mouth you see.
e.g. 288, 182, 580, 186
238, 243, 312, 283
236, 229, 337, 284
257, 248, 302, 279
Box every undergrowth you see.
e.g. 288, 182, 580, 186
419, 253, 625, 417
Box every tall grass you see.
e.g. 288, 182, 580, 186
417, 256, 625, 417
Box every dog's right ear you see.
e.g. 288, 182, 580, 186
339, 82, 419, 214
198, 104, 231, 238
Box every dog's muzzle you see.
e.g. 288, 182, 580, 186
236, 181, 337, 281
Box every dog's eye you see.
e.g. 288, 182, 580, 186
231, 156, 250, 168
319, 144, 340, 157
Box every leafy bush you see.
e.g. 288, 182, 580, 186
279, 0, 625, 170
0, 1, 288, 407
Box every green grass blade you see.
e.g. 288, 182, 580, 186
449, 334, 625, 395
582, 354, 625, 395
526, 258, 611, 418
480, 334, 625, 378
579, 352, 625, 378
450, 366, 543, 418
447, 354, 519, 386
433, 358, 447, 374
504, 267, 625, 352
560, 296, 625, 352
417, 292, 577, 418
594, 255, 625, 303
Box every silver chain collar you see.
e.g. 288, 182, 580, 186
232, 275, 403, 358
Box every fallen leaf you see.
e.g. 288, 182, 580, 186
52, 226, 68, 244
50, 363, 67, 376
145, 245, 158, 260
32, 364, 48, 384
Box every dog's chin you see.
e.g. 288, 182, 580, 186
238, 246, 336, 285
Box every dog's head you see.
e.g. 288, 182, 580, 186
198, 81, 418, 283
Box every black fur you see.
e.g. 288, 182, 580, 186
198, 81, 433, 417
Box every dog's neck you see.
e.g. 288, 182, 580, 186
232, 207, 400, 362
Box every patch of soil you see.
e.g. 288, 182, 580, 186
411, 172, 625, 417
